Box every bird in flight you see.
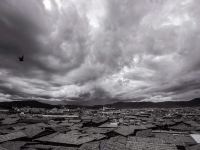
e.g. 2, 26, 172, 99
18, 55, 24, 61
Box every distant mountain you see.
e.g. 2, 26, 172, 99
0, 100, 55, 109
104, 98, 200, 109
0, 98, 199, 109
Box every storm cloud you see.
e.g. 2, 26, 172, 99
0, 0, 200, 104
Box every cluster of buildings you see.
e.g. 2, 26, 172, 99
0, 106, 200, 150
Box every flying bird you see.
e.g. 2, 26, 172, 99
18, 55, 24, 61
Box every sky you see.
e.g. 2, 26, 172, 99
0, 0, 200, 104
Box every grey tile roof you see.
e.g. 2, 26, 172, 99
79, 141, 100, 150
189, 144, 200, 150
154, 133, 196, 146
126, 137, 178, 150
1, 117, 19, 125
0, 131, 27, 143
100, 136, 129, 150
114, 125, 147, 136
0, 141, 26, 150
36, 130, 106, 145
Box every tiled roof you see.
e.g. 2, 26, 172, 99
36, 130, 106, 145
0, 131, 27, 143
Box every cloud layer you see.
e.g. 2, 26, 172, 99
0, 0, 200, 104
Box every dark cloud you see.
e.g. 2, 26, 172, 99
0, 0, 200, 104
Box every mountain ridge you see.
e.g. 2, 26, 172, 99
0, 98, 200, 109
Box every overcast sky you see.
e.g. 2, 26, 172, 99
0, 0, 200, 104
